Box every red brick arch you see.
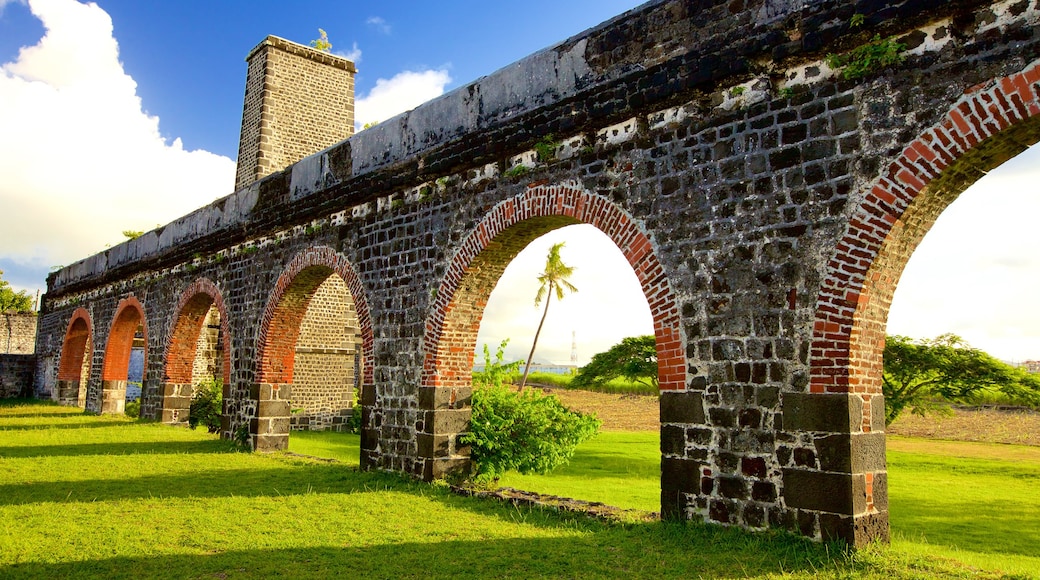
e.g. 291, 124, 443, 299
57, 308, 92, 381
164, 278, 231, 385
423, 181, 684, 392
810, 60, 1040, 422
101, 296, 147, 381
256, 246, 374, 386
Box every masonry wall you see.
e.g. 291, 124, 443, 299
2, 313, 37, 355
1, 313, 37, 397
33, 0, 1040, 547
234, 36, 356, 190
290, 274, 359, 431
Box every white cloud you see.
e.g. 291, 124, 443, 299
366, 16, 391, 35
477, 225, 654, 366
0, 0, 235, 282
887, 143, 1040, 362
354, 68, 452, 129
337, 41, 361, 64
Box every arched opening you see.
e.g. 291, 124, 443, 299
475, 224, 660, 511
806, 61, 1040, 546
421, 183, 688, 515
100, 296, 147, 415
255, 247, 372, 452
163, 279, 231, 426
56, 308, 92, 408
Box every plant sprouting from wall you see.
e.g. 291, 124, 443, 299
533, 134, 559, 163
310, 29, 332, 53
826, 34, 906, 80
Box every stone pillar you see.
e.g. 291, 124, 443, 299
780, 393, 889, 547
252, 383, 291, 451
234, 35, 356, 190
56, 379, 80, 406
416, 384, 472, 481
100, 379, 126, 414
659, 390, 707, 519
161, 382, 192, 425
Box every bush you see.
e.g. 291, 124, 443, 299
124, 399, 140, 418
189, 377, 223, 433
345, 388, 362, 434
462, 383, 601, 483
462, 340, 600, 483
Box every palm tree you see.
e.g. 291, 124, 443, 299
518, 242, 577, 392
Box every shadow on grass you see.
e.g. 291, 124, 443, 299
0, 439, 232, 458
0, 421, 141, 432
0, 523, 848, 580
0, 461, 401, 506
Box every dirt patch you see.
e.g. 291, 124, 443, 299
549, 388, 1040, 447
546, 388, 658, 431
887, 407, 1040, 447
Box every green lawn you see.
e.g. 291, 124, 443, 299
2, 401, 1038, 579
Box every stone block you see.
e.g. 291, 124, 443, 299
814, 432, 886, 473
427, 409, 471, 434
418, 385, 472, 410
417, 433, 451, 458
423, 457, 470, 481
819, 512, 890, 547
782, 469, 866, 515
255, 434, 289, 452
782, 392, 861, 433
660, 424, 686, 455
660, 391, 704, 424
661, 457, 700, 493
258, 400, 290, 418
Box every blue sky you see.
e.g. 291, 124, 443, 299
1, 0, 1038, 365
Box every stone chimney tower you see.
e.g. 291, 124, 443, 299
234, 35, 356, 190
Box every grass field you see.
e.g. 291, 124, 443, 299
2, 401, 1038, 579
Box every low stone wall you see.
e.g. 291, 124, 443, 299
0, 354, 35, 398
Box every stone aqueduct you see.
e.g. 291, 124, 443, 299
31, 0, 1040, 546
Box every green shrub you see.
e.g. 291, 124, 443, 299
124, 399, 140, 418
189, 377, 223, 433
462, 383, 600, 483
461, 339, 600, 483
345, 388, 362, 434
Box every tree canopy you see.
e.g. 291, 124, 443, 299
0, 270, 34, 313
572, 335, 658, 390
883, 334, 1040, 424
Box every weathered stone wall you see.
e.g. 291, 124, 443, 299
190, 305, 221, 387
290, 274, 359, 431
33, 0, 1040, 548
1, 313, 38, 397
234, 36, 356, 190
1, 313, 37, 354
0, 354, 34, 398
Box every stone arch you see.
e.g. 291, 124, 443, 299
100, 296, 148, 415
253, 246, 373, 450
56, 307, 92, 408
799, 60, 1040, 545
418, 181, 683, 480
161, 278, 232, 425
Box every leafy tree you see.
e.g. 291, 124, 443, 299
518, 242, 577, 391
883, 334, 1040, 424
463, 339, 600, 484
572, 335, 658, 390
0, 270, 33, 313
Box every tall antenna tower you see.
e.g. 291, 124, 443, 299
571, 330, 577, 365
